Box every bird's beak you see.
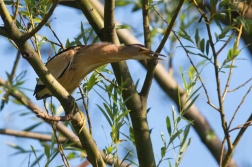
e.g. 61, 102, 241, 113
139, 50, 166, 60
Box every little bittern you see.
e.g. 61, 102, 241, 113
34, 43, 165, 100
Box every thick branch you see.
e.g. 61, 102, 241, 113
66, 1, 237, 166
0, 26, 10, 38
0, 1, 105, 165
102, 0, 156, 166
0, 78, 130, 167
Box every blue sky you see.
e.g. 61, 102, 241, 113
1, 3, 252, 167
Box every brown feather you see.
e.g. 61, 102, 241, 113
34, 43, 165, 100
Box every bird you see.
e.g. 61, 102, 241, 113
34, 43, 165, 100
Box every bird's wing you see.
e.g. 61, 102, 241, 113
33, 46, 82, 99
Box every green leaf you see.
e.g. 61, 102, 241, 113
132, 2, 142, 12
194, 28, 200, 45
161, 146, 166, 158
160, 132, 166, 146
30, 145, 42, 167
115, 1, 131, 6
180, 67, 187, 90
181, 124, 191, 146
168, 129, 183, 145
219, 26, 232, 39
116, 24, 131, 30
87, 74, 96, 91
219, 0, 229, 8
186, 86, 202, 104
166, 116, 172, 137
33, 17, 41, 23
223, 65, 237, 68
179, 27, 194, 43
215, 19, 223, 31
44, 144, 50, 160
80, 22, 87, 44
116, 110, 131, 123
200, 38, 205, 53
107, 146, 114, 154
206, 40, 210, 55
129, 126, 135, 146
19, 11, 29, 17
97, 104, 112, 126
23, 122, 42, 131
182, 94, 200, 115
223, 48, 240, 64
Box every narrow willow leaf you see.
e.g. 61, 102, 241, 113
97, 104, 112, 126
168, 129, 183, 145
200, 38, 205, 53
223, 65, 237, 68
166, 116, 172, 137
195, 28, 200, 45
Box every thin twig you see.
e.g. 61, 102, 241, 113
223, 114, 252, 166
222, 24, 243, 101
18, 11, 36, 49
153, 7, 176, 75
44, 38, 62, 47
78, 86, 92, 135
216, 30, 236, 56
229, 120, 252, 132
228, 85, 252, 130
142, 0, 151, 48
139, 1, 158, 98
52, 122, 70, 167
156, 0, 185, 53
95, 69, 118, 87
192, 0, 233, 151
13, 0, 19, 21
47, 23, 65, 49
20, 0, 59, 42
0, 128, 66, 141
141, 0, 185, 99
10, 51, 21, 80
173, 31, 220, 111
219, 138, 226, 167
26, 5, 41, 58
228, 77, 252, 92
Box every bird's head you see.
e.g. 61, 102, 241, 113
119, 44, 166, 60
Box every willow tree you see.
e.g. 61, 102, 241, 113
0, 0, 251, 167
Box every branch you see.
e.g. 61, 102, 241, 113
141, 0, 184, 99
73, 0, 157, 166
222, 25, 243, 101
192, 0, 233, 153
0, 128, 66, 142
228, 85, 252, 130
223, 113, 252, 166
140, 0, 155, 99
20, 0, 59, 42
103, 0, 156, 166
0, 128, 131, 167
155, 0, 184, 53
0, 77, 130, 167
103, 0, 119, 44
0, 26, 10, 38
78, 1, 237, 166
1, 1, 105, 165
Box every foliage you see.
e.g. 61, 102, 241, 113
1, 0, 252, 167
